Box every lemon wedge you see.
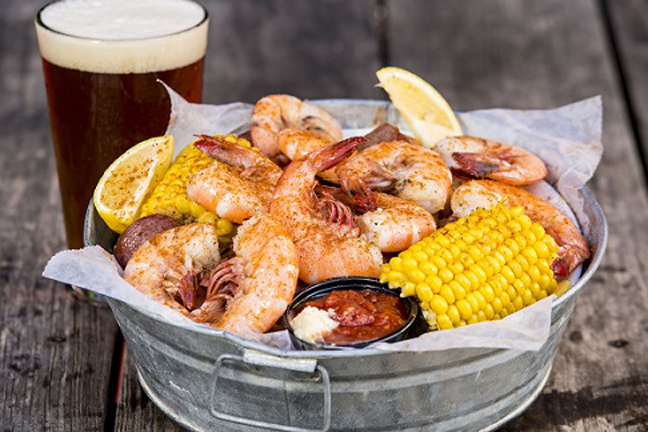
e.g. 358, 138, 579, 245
93, 135, 174, 234
376, 67, 462, 148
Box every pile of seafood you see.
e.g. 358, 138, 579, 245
109, 94, 590, 343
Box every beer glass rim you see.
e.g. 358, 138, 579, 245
35, 0, 208, 43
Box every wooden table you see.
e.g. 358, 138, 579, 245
2, 0, 647, 430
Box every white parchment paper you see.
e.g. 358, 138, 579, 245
43, 87, 602, 352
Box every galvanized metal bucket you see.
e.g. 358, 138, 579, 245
85, 100, 607, 431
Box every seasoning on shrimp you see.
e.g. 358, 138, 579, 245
187, 135, 282, 224
124, 216, 299, 336
270, 137, 383, 284
435, 136, 547, 186
318, 184, 437, 253
251, 94, 343, 162
336, 140, 452, 214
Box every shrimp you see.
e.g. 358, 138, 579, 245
319, 183, 436, 253
337, 140, 452, 214
451, 180, 590, 277
276, 129, 340, 182
276, 123, 416, 161
187, 135, 282, 224
435, 136, 547, 186
270, 137, 383, 284
192, 214, 299, 334
124, 223, 221, 313
250, 94, 343, 161
277, 129, 331, 161
124, 217, 299, 336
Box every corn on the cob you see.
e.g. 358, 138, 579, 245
139, 134, 252, 237
380, 203, 561, 330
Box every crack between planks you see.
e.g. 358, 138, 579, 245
103, 331, 125, 432
374, 0, 390, 68
596, 0, 648, 190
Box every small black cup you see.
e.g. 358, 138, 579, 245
283, 277, 419, 350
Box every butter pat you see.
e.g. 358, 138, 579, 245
291, 306, 339, 343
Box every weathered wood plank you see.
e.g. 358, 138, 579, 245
114, 0, 381, 430
115, 351, 184, 432
606, 0, 648, 175
0, 1, 120, 431
202, 0, 382, 104
387, 0, 648, 429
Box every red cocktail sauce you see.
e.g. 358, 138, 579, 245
300, 289, 408, 344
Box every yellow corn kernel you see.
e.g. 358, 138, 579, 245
426, 275, 444, 294
437, 314, 453, 330
500, 292, 511, 308
413, 250, 429, 262
513, 296, 524, 311
447, 305, 461, 324
480, 284, 496, 302
440, 286, 456, 304
420, 261, 438, 276
491, 298, 503, 313
484, 304, 495, 320
416, 283, 433, 303
439, 268, 454, 283
387, 271, 406, 286
457, 299, 473, 320
515, 255, 529, 272
402, 257, 419, 271
197, 212, 218, 225
449, 280, 466, 301
430, 295, 449, 314
389, 257, 404, 271
522, 289, 536, 306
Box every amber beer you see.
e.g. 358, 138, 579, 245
36, 0, 208, 248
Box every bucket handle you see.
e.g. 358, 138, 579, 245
209, 351, 332, 432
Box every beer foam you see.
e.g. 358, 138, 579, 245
36, 0, 208, 73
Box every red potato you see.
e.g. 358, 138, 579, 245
114, 214, 180, 268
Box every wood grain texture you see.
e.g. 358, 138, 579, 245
0, 1, 119, 431
606, 0, 648, 171
202, 0, 382, 104
387, 0, 648, 430
115, 351, 183, 432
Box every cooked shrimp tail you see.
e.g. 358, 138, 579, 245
308, 136, 366, 173
361, 123, 414, 151
452, 152, 505, 178
436, 136, 547, 186
339, 159, 398, 192
194, 135, 279, 172
552, 245, 589, 278
339, 175, 378, 213
191, 257, 245, 323
317, 190, 355, 227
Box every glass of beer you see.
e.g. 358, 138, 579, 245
35, 0, 208, 250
